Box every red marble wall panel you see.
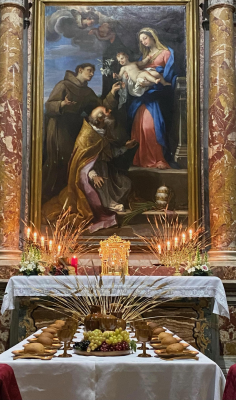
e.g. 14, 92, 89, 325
0, 7, 24, 249
208, 6, 236, 250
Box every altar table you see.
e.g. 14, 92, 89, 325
0, 329, 225, 400
1, 275, 229, 318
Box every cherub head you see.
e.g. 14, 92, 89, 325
98, 23, 113, 37
82, 17, 95, 27
71, 9, 98, 28
116, 52, 129, 66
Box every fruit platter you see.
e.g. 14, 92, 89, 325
73, 328, 136, 356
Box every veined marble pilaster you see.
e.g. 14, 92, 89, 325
208, 1, 236, 252
0, 5, 24, 256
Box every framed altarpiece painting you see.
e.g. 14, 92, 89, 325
30, 0, 200, 244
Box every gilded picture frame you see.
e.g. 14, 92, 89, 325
30, 0, 200, 244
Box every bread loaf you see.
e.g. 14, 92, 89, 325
152, 327, 165, 336
158, 332, 173, 340
147, 322, 160, 330
161, 336, 178, 346
166, 343, 184, 353
37, 336, 53, 346
39, 332, 54, 339
55, 320, 65, 327
42, 327, 57, 335
24, 343, 45, 354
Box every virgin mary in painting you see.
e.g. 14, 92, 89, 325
129, 27, 177, 170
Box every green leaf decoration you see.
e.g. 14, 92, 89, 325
130, 340, 137, 352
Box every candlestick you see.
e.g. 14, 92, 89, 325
41, 236, 45, 248
182, 233, 186, 244
26, 228, 31, 240
174, 237, 178, 248
49, 240, 53, 252
189, 229, 193, 240
157, 244, 161, 254
33, 232, 37, 244
167, 241, 171, 251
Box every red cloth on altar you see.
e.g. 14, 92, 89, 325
0, 364, 22, 400
223, 364, 236, 400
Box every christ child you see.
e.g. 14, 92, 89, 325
114, 52, 171, 87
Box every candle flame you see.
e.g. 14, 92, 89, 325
26, 228, 30, 239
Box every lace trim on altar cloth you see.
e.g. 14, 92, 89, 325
1, 276, 230, 319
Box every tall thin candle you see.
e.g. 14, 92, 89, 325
33, 232, 37, 244
71, 256, 78, 274
189, 229, 193, 240
41, 236, 45, 248
49, 240, 53, 252
157, 244, 161, 254
182, 233, 186, 244
167, 241, 171, 251
26, 228, 30, 240
174, 237, 178, 248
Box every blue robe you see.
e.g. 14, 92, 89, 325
128, 47, 177, 150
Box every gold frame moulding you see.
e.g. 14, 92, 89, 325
30, 0, 200, 242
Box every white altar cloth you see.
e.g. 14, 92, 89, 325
0, 329, 225, 400
1, 275, 229, 318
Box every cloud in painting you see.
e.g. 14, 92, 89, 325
46, 8, 111, 55
45, 5, 186, 74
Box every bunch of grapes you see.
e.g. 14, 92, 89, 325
83, 328, 130, 352
74, 340, 90, 351
98, 340, 129, 352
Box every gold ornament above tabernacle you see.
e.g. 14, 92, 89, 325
99, 234, 130, 276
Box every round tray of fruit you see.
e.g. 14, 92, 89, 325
73, 328, 136, 356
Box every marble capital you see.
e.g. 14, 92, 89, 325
208, 0, 235, 13
208, 0, 234, 6
0, 0, 25, 9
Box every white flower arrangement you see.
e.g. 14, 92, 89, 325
19, 245, 45, 276
183, 248, 212, 276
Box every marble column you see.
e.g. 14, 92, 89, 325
0, 0, 25, 269
208, 0, 236, 261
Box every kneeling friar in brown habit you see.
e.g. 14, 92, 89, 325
42, 106, 138, 233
